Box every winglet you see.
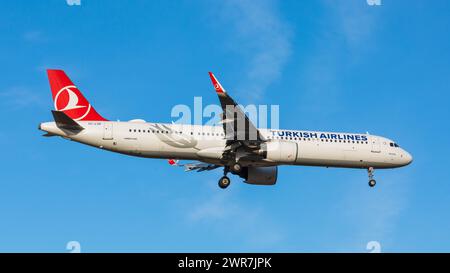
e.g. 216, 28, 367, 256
208, 72, 226, 94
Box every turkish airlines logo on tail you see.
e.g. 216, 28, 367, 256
54, 85, 91, 120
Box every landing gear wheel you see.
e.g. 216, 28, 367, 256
218, 176, 231, 189
369, 179, 376, 187
231, 163, 242, 173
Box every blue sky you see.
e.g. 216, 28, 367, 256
0, 0, 449, 252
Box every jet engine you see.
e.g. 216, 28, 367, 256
240, 166, 278, 185
258, 141, 298, 163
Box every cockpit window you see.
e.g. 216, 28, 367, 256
390, 142, 400, 147
390, 143, 394, 147
394, 143, 400, 147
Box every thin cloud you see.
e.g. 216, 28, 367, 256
184, 181, 284, 250
23, 30, 44, 43
212, 0, 292, 101
299, 1, 381, 114
0, 86, 46, 109
338, 172, 410, 252
325, 0, 379, 48
188, 190, 240, 221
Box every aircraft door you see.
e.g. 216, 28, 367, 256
371, 136, 381, 153
103, 123, 113, 140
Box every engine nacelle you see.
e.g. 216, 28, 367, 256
241, 166, 278, 185
262, 141, 298, 163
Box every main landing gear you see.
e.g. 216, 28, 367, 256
368, 167, 376, 188
218, 166, 231, 189
231, 162, 242, 173
218, 176, 231, 189
218, 163, 243, 189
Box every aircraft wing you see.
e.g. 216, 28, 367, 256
208, 72, 265, 150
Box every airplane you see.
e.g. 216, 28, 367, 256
39, 69, 413, 189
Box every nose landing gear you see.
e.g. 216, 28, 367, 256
368, 167, 376, 187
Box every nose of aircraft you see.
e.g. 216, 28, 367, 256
401, 150, 413, 166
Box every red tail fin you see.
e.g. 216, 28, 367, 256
47, 69, 107, 121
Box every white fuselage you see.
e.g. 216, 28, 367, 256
39, 120, 413, 169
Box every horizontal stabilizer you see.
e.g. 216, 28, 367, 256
51, 110, 84, 131
184, 163, 220, 172
168, 159, 220, 172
